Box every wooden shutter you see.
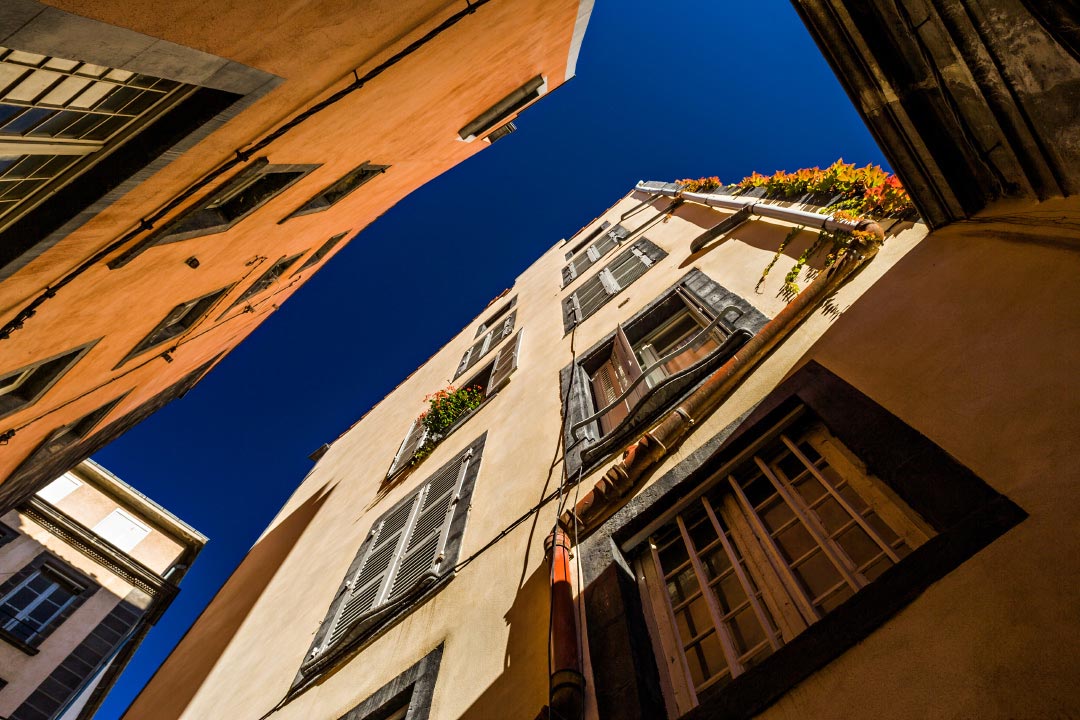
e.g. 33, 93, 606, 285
456, 310, 516, 380
612, 325, 648, 408
316, 440, 482, 660
489, 330, 523, 392
387, 449, 472, 599
386, 418, 428, 479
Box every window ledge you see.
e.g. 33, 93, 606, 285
0, 628, 40, 655
383, 394, 498, 488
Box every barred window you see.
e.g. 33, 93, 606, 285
637, 410, 934, 710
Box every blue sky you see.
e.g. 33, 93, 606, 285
92, 1, 888, 716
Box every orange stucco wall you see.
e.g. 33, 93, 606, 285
0, 0, 586, 501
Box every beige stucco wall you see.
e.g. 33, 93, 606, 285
0, 510, 138, 714
44, 473, 186, 576
125, 189, 926, 720
744, 217, 1080, 719
0, 458, 200, 715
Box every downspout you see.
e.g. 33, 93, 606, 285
546, 525, 584, 720
561, 204, 884, 534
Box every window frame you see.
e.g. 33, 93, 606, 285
0, 339, 99, 420
336, 644, 443, 720
219, 252, 304, 317
106, 158, 318, 267
562, 237, 668, 333
578, 361, 1027, 720
458, 75, 547, 142
561, 271, 767, 477
0, 552, 97, 653
561, 222, 629, 287
115, 285, 232, 367
293, 231, 348, 275
385, 332, 522, 483
634, 409, 933, 711
455, 306, 517, 380
281, 162, 388, 221
299, 436, 485, 684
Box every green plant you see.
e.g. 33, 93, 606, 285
413, 385, 485, 460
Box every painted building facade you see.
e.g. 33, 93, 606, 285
0, 0, 593, 511
119, 1, 1080, 719
0, 459, 204, 720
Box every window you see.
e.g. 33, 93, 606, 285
107, 159, 317, 266
335, 645, 442, 720
283, 162, 388, 220
299, 439, 484, 681
580, 362, 1027, 720
25, 394, 126, 464
118, 285, 231, 366
562, 222, 629, 286
562, 271, 766, 475
459, 75, 546, 141
35, 472, 83, 504
455, 304, 516, 380
0, 341, 97, 419
637, 411, 931, 708
294, 232, 348, 275
473, 295, 516, 338
562, 237, 667, 333
0, 46, 188, 232
387, 332, 522, 481
0, 558, 90, 648
93, 508, 151, 552
220, 253, 303, 316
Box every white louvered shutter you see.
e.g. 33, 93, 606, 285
386, 449, 471, 600
325, 496, 418, 647
386, 418, 428, 479
489, 330, 523, 392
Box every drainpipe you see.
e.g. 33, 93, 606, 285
561, 225, 884, 534
635, 180, 884, 239
545, 524, 583, 720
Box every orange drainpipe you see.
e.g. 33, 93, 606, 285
546, 524, 584, 720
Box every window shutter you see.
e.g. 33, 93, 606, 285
456, 347, 473, 378
305, 436, 485, 674
489, 330, 523, 392
387, 418, 428, 479
612, 324, 649, 408
562, 262, 577, 286
325, 497, 418, 647
563, 294, 582, 333
386, 449, 472, 600
599, 268, 620, 295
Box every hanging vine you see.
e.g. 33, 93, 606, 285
756, 225, 803, 294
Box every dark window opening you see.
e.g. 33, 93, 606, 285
0, 553, 95, 651
387, 332, 522, 481
335, 645, 442, 720
0, 341, 97, 419
117, 285, 230, 366
107, 159, 318, 266
474, 295, 517, 338
562, 271, 767, 476
294, 232, 348, 274
562, 237, 667, 333
221, 253, 303, 316
30, 394, 127, 459
283, 162, 388, 220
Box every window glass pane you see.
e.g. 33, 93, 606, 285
2, 107, 54, 134
793, 549, 841, 600
684, 632, 728, 690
